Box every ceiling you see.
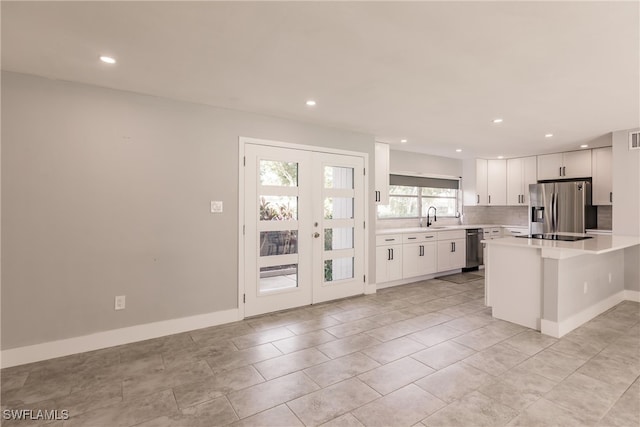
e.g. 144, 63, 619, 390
2, 1, 638, 159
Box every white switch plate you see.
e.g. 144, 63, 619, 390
211, 201, 223, 213
115, 295, 126, 310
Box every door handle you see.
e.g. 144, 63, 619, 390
313, 232, 320, 238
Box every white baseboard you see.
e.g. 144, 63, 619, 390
624, 290, 640, 302
0, 308, 240, 369
541, 291, 625, 338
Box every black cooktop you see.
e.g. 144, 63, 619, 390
514, 234, 593, 242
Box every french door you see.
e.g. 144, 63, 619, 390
243, 142, 365, 317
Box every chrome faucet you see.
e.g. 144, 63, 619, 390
427, 206, 437, 227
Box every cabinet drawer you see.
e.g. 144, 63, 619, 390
403, 232, 437, 243
437, 230, 465, 241
503, 227, 527, 236
376, 234, 403, 246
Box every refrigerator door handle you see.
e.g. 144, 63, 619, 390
550, 193, 555, 232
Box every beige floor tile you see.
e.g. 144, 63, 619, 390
303, 352, 380, 388
319, 413, 365, 427
452, 326, 511, 351
545, 372, 627, 421
506, 398, 593, 427
123, 360, 213, 400
136, 396, 238, 427
229, 404, 303, 427
361, 337, 425, 364
325, 318, 382, 339
172, 365, 265, 409
478, 366, 557, 411
316, 334, 381, 359
358, 357, 434, 395
415, 362, 492, 403
516, 348, 588, 382
161, 340, 237, 370
408, 324, 464, 347
411, 341, 475, 370
500, 330, 558, 356
352, 384, 446, 427
272, 330, 336, 354
285, 316, 342, 335
463, 343, 529, 376
365, 319, 427, 342
287, 378, 380, 426
190, 322, 255, 344
443, 314, 493, 332
423, 391, 517, 427
366, 310, 416, 326
206, 343, 282, 373
547, 335, 605, 360
64, 389, 178, 427
227, 371, 319, 419
231, 327, 295, 350
577, 353, 640, 388
253, 348, 329, 380
598, 378, 640, 427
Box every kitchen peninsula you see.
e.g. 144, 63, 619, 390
484, 234, 640, 337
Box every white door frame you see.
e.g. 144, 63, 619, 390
237, 136, 370, 320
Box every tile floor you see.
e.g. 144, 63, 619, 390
2, 271, 639, 427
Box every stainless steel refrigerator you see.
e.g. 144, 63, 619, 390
529, 181, 596, 234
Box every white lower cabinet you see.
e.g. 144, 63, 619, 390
402, 233, 437, 278
436, 230, 466, 271
375, 234, 403, 283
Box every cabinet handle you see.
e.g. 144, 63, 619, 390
387, 248, 391, 261
488, 195, 491, 204
390, 248, 394, 260
477, 194, 480, 204
559, 167, 562, 177
610, 192, 613, 203
563, 166, 566, 176
453, 242, 456, 252
408, 237, 417, 240
424, 235, 434, 239
385, 238, 395, 242
419, 245, 424, 256
450, 242, 454, 252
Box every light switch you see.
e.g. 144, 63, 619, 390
211, 201, 223, 213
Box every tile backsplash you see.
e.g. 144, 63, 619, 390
460, 206, 528, 226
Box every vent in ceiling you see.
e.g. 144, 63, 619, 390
630, 131, 640, 150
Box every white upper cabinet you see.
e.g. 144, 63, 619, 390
374, 142, 390, 205
507, 156, 537, 206
592, 146, 612, 205
487, 160, 507, 205
475, 159, 488, 205
476, 159, 506, 205
537, 150, 591, 180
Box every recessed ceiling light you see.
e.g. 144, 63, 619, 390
305, 100, 316, 106
456, 149, 462, 153
400, 139, 407, 143
580, 144, 589, 148
99, 55, 116, 64
545, 134, 554, 138
497, 155, 504, 159
492, 118, 503, 124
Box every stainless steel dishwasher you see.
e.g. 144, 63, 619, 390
464, 228, 483, 270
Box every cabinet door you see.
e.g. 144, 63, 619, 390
487, 159, 507, 205
422, 242, 438, 275
506, 158, 523, 206
374, 143, 390, 205
475, 159, 488, 205
402, 243, 421, 279
563, 150, 591, 179
388, 245, 403, 281
450, 238, 466, 269
437, 240, 452, 272
522, 156, 538, 205
537, 153, 563, 180
375, 246, 391, 283
592, 147, 612, 205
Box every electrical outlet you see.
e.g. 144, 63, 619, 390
210, 201, 223, 213
583, 282, 588, 294
115, 295, 126, 310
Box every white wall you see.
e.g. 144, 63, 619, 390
612, 127, 640, 292
1, 72, 375, 350
390, 150, 462, 178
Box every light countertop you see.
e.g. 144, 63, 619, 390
376, 224, 527, 235
483, 234, 640, 256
